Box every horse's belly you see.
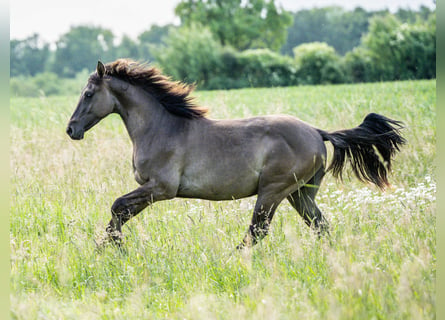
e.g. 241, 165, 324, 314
177, 170, 259, 200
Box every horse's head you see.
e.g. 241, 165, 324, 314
66, 61, 116, 140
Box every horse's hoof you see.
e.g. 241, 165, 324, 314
236, 239, 253, 250
95, 230, 124, 251
236, 243, 245, 250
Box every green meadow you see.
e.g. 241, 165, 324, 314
10, 80, 435, 319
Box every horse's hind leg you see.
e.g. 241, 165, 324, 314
237, 195, 282, 249
287, 168, 329, 234
237, 175, 292, 249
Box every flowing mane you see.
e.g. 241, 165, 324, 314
90, 59, 208, 119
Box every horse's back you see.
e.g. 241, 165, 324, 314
228, 115, 326, 163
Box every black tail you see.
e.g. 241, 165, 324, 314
317, 113, 406, 189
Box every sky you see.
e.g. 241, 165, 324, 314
10, 0, 435, 44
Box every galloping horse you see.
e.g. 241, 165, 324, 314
66, 59, 405, 248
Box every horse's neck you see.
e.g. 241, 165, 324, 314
116, 88, 182, 146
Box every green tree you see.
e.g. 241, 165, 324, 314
175, 0, 292, 51
113, 36, 140, 60
361, 12, 435, 81
361, 14, 402, 81
152, 24, 223, 88
52, 26, 115, 77
395, 6, 433, 23
282, 7, 375, 56
343, 47, 374, 83
10, 34, 50, 76
138, 24, 175, 62
293, 42, 344, 84
138, 24, 173, 44
237, 49, 298, 87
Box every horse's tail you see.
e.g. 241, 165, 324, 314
316, 113, 406, 189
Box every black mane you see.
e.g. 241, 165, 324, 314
89, 59, 208, 119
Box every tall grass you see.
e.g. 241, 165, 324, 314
11, 80, 435, 319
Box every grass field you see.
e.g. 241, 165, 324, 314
10, 80, 435, 319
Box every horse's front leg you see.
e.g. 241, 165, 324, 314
103, 179, 176, 245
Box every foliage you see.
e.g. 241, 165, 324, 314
281, 6, 434, 56
9, 6, 435, 91
281, 7, 374, 56
207, 48, 299, 89
113, 36, 140, 61
236, 49, 298, 87
52, 26, 115, 77
202, 47, 248, 90
152, 24, 223, 88
175, 0, 293, 51
394, 5, 434, 23
10, 77, 40, 97
10, 70, 91, 97
10, 34, 50, 77
153, 31, 299, 90
293, 42, 344, 85
10, 80, 436, 319
138, 25, 176, 62
361, 13, 436, 81
343, 47, 374, 83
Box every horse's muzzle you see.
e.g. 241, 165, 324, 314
66, 123, 84, 140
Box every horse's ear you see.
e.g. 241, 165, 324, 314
97, 61, 105, 78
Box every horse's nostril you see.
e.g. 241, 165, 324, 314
66, 126, 73, 136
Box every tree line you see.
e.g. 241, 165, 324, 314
10, 1, 435, 95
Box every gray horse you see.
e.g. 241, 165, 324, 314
66, 59, 405, 248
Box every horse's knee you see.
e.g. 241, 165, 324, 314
111, 197, 127, 214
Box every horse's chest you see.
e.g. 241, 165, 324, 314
133, 169, 146, 185
132, 150, 171, 185
132, 153, 149, 185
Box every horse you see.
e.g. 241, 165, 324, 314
66, 59, 405, 248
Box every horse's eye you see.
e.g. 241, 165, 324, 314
85, 92, 93, 98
